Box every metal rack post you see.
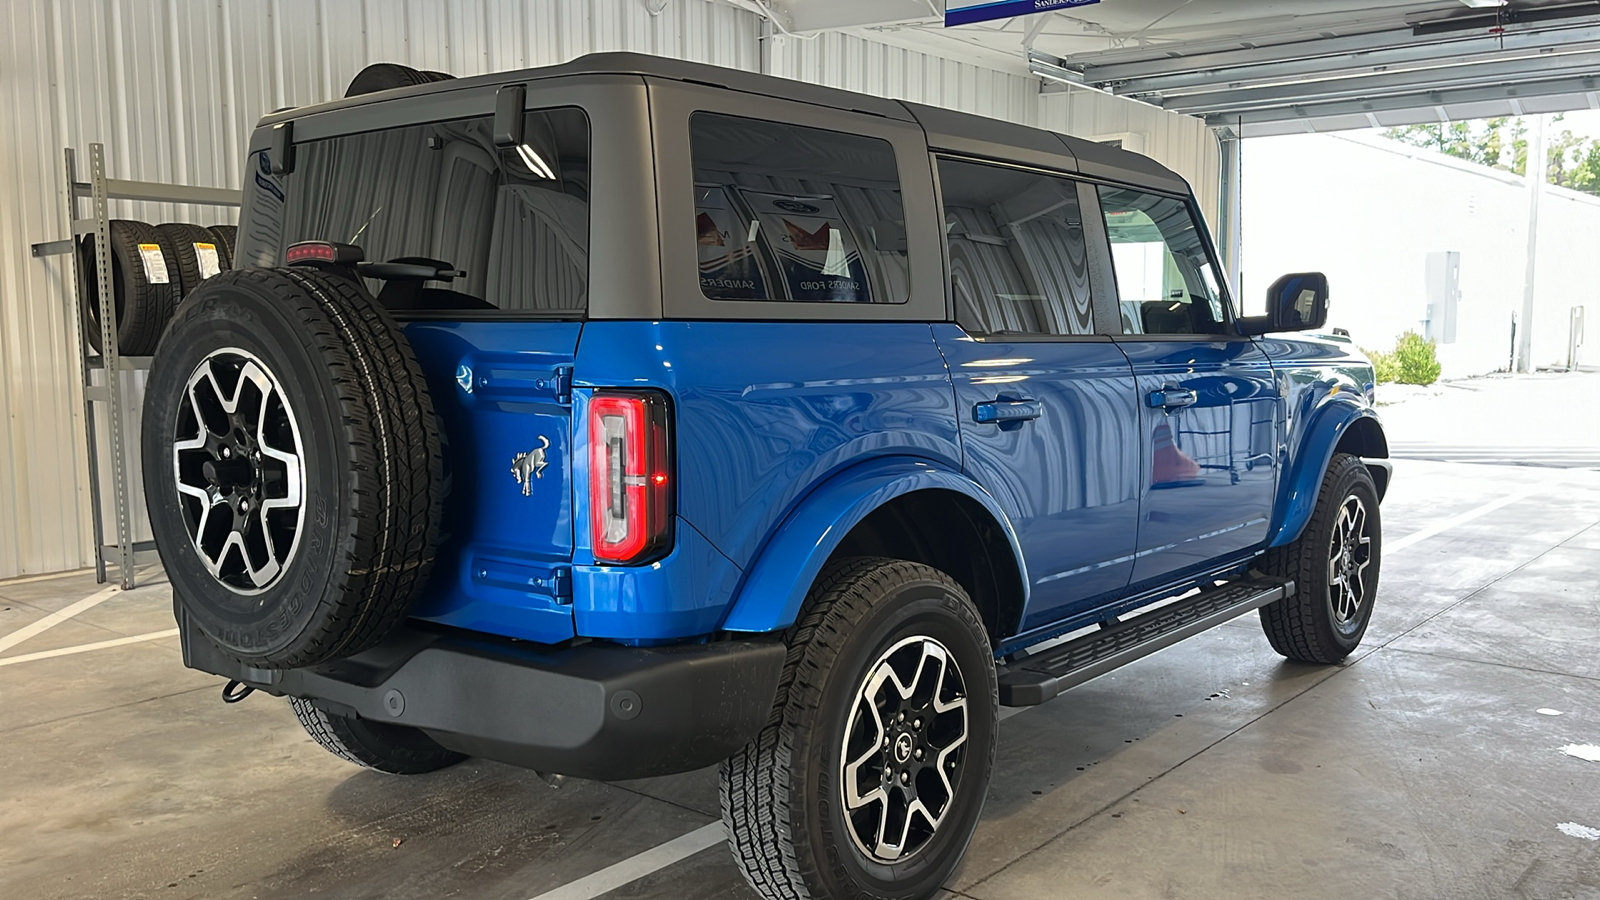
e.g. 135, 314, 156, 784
30, 142, 241, 588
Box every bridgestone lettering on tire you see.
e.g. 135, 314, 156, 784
142, 267, 443, 669
1258, 452, 1382, 664
720, 557, 998, 900
289, 697, 465, 774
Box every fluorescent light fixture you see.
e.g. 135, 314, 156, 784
516, 143, 555, 179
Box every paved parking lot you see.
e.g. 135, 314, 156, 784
3, 380, 1598, 900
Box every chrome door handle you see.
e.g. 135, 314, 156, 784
973, 399, 1043, 425
1147, 387, 1198, 410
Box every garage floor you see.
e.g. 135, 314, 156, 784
4, 377, 1599, 900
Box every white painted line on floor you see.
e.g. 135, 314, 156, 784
526, 822, 726, 900
0, 629, 178, 667
1386, 482, 1552, 555
0, 586, 120, 655
524, 475, 1567, 899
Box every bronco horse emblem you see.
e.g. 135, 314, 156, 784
510, 437, 551, 496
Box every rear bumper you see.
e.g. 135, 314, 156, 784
180, 611, 785, 781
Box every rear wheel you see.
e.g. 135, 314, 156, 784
721, 557, 997, 900
1259, 452, 1382, 664
289, 697, 465, 774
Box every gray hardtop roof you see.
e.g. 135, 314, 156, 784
256, 51, 1189, 195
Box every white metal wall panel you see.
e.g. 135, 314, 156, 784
1038, 87, 1222, 229
768, 32, 1039, 126
0, 0, 759, 579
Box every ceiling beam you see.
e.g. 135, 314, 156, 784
1103, 25, 1600, 98
1202, 73, 1600, 130
762, 0, 934, 34
1161, 50, 1600, 115
1074, 18, 1600, 86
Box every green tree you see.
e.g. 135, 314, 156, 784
1383, 115, 1600, 197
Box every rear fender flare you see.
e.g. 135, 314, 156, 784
1268, 401, 1385, 548
719, 458, 1028, 634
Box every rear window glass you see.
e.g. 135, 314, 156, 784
238, 107, 590, 315
689, 112, 907, 304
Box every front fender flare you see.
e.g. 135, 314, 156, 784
719, 458, 1029, 634
1268, 400, 1384, 548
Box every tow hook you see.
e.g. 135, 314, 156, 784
535, 770, 566, 789
221, 680, 256, 704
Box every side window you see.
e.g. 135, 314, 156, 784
937, 158, 1094, 337
690, 112, 906, 304
1098, 186, 1227, 336
243, 107, 591, 314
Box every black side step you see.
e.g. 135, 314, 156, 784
998, 574, 1294, 707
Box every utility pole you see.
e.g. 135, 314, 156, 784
1517, 113, 1547, 373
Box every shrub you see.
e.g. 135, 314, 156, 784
1363, 347, 1401, 384
1391, 330, 1442, 385
1363, 332, 1440, 385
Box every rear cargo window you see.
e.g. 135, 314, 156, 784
689, 112, 907, 304
239, 107, 590, 315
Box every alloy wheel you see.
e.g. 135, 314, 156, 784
1327, 494, 1372, 633
840, 634, 969, 863
172, 348, 306, 594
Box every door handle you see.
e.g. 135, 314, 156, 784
973, 399, 1043, 426
1147, 387, 1198, 410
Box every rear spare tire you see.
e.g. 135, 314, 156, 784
345, 63, 452, 97
76, 219, 182, 355
142, 267, 443, 668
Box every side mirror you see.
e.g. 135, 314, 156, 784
1239, 272, 1329, 335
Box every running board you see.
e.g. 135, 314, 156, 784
997, 574, 1294, 707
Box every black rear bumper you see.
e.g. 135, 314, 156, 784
180, 611, 785, 781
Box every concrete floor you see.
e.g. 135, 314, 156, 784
4, 380, 1600, 900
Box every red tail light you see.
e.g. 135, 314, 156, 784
589, 391, 673, 564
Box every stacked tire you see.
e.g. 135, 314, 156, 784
77, 219, 238, 355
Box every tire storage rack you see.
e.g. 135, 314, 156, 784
30, 144, 242, 589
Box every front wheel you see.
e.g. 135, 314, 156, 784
1259, 452, 1382, 664
720, 557, 998, 900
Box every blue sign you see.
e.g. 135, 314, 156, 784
945, 0, 1101, 28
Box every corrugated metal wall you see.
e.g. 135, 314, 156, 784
766, 32, 1040, 127
0, 0, 1219, 579
1039, 86, 1223, 228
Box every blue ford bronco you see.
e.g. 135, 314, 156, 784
143, 54, 1389, 900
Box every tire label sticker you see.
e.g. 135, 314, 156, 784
194, 242, 221, 279
137, 243, 170, 284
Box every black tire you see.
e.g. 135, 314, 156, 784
345, 63, 450, 97
76, 219, 182, 355
289, 697, 466, 774
156, 222, 223, 298
721, 557, 998, 900
1259, 453, 1382, 664
142, 267, 444, 669
205, 224, 238, 270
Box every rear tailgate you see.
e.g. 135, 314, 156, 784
402, 321, 581, 643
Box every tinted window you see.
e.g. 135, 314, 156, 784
1098, 186, 1226, 336
938, 158, 1095, 337
690, 112, 906, 304
239, 108, 590, 314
